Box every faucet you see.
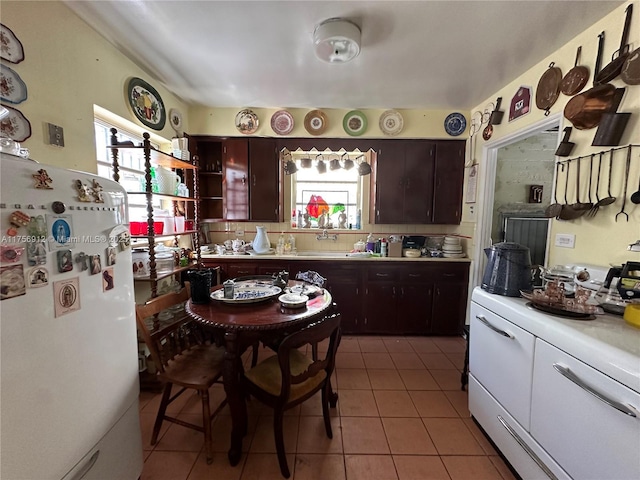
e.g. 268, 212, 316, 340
316, 229, 338, 241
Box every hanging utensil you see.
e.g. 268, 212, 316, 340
564, 83, 616, 130
630, 155, 640, 204
593, 31, 606, 86
598, 148, 617, 207
592, 88, 630, 146
615, 146, 632, 222
536, 62, 563, 116
554, 126, 575, 157
621, 45, 640, 85
571, 156, 591, 213
595, 4, 633, 85
588, 152, 605, 217
559, 161, 583, 220
545, 162, 563, 218
482, 98, 502, 141
560, 46, 590, 95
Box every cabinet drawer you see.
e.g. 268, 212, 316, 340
367, 266, 398, 282
469, 302, 535, 429
427, 263, 469, 283
531, 339, 640, 480
469, 375, 570, 480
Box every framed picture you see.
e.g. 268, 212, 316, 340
126, 77, 166, 130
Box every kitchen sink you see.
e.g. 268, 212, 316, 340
295, 251, 347, 257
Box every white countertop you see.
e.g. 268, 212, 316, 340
471, 287, 640, 393
201, 252, 472, 263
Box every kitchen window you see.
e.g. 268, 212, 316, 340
288, 149, 369, 229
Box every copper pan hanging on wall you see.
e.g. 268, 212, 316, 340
563, 83, 616, 130
536, 62, 562, 116
560, 46, 589, 96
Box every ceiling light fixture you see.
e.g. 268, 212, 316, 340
313, 18, 361, 64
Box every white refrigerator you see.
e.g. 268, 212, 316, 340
0, 154, 143, 479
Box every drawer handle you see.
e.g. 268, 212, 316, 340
70, 449, 100, 480
476, 315, 513, 339
376, 273, 390, 277
408, 273, 421, 278
497, 416, 558, 480
553, 363, 637, 418
443, 273, 456, 277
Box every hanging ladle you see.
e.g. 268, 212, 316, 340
587, 152, 604, 217
545, 162, 563, 217
559, 161, 583, 220
630, 151, 640, 204
598, 148, 618, 208
571, 156, 591, 213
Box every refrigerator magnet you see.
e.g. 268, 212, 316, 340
102, 267, 114, 291
75, 180, 92, 202
53, 277, 80, 317
0, 245, 24, 263
89, 254, 101, 275
26, 239, 47, 265
106, 247, 117, 266
74, 252, 88, 271
32, 169, 53, 189
27, 267, 48, 288
56, 249, 73, 273
0, 264, 26, 300
46, 214, 74, 250
90, 180, 104, 203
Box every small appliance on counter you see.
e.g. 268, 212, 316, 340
594, 262, 640, 317
402, 235, 426, 257
481, 242, 532, 297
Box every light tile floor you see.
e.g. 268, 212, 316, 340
138, 335, 518, 480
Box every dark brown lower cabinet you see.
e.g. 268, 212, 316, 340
203, 258, 468, 335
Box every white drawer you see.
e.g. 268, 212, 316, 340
469, 375, 570, 480
531, 339, 640, 480
470, 301, 535, 429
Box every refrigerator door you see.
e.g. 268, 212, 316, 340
0, 154, 142, 479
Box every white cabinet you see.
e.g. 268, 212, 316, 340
469, 302, 535, 429
531, 339, 640, 480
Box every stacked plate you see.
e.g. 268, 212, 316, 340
442, 236, 466, 258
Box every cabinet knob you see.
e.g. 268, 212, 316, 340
252, 175, 256, 187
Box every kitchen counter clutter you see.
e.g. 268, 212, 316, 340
201, 251, 471, 262
201, 255, 470, 335
469, 287, 640, 480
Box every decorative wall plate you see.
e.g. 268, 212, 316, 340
168, 108, 183, 134
304, 110, 328, 136
0, 24, 25, 64
444, 112, 467, 136
379, 109, 404, 136
271, 110, 294, 135
126, 77, 166, 130
235, 109, 259, 134
0, 64, 27, 104
0, 105, 31, 142
343, 110, 367, 136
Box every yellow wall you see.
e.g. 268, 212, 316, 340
1, 1, 190, 172
469, 1, 640, 268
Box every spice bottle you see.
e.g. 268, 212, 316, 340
380, 237, 388, 257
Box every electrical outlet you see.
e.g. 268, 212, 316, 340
555, 233, 575, 248
46, 123, 65, 147
235, 230, 244, 237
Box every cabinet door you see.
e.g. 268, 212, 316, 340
249, 138, 281, 222
227, 263, 257, 278
364, 283, 398, 333
397, 283, 433, 334
431, 283, 467, 335
403, 141, 435, 224
432, 141, 464, 224
373, 142, 406, 224
223, 139, 249, 219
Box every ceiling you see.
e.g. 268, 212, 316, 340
65, 1, 622, 110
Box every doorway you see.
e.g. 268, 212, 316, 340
472, 113, 562, 287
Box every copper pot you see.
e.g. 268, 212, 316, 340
563, 83, 616, 130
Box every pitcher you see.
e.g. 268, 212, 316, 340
232, 238, 245, 252
253, 226, 271, 253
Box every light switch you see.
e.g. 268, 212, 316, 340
555, 233, 575, 248
47, 123, 64, 147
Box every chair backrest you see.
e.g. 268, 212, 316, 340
276, 313, 341, 398
135, 285, 205, 374
295, 270, 327, 288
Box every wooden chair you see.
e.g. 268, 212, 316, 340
135, 286, 226, 464
241, 313, 342, 478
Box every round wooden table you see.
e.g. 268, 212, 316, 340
186, 281, 334, 465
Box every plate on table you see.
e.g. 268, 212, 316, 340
278, 293, 308, 309
304, 110, 328, 136
287, 283, 323, 298
271, 110, 294, 135
235, 109, 259, 134
343, 110, 367, 136
444, 112, 467, 136
211, 284, 282, 304
379, 109, 404, 136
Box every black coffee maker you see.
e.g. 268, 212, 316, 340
481, 242, 533, 297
